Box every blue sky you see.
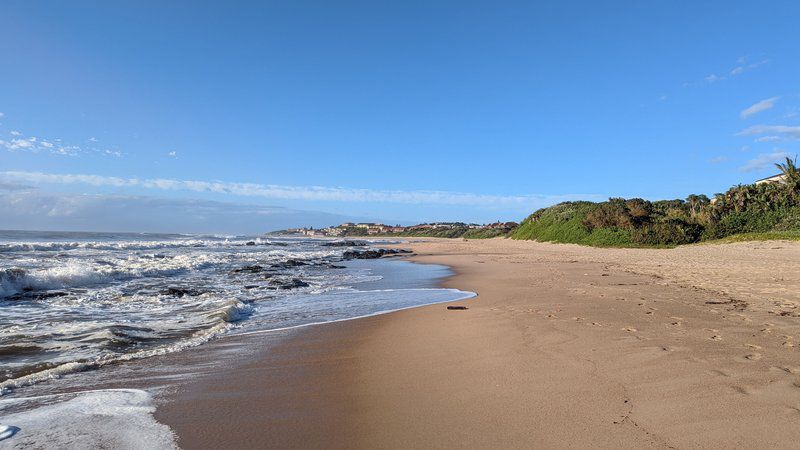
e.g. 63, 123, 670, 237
1, 1, 799, 233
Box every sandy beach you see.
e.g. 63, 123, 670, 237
156, 238, 800, 449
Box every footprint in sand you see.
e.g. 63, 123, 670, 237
710, 335, 723, 341
622, 327, 637, 333
546, 314, 558, 319
746, 344, 763, 350
743, 353, 762, 361
771, 366, 800, 375
590, 322, 602, 327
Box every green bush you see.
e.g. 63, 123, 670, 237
512, 160, 800, 247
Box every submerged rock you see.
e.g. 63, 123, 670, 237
8, 290, 70, 301
267, 278, 310, 290
229, 265, 265, 274
160, 287, 204, 298
272, 259, 309, 268
322, 240, 368, 247
342, 248, 412, 260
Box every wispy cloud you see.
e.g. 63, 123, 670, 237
740, 151, 790, 172
167, 151, 177, 158
701, 57, 770, 84
737, 125, 800, 140
740, 96, 780, 119
0, 171, 596, 208
754, 135, 781, 143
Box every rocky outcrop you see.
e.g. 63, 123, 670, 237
160, 287, 204, 297
272, 259, 309, 269
322, 240, 368, 247
267, 278, 310, 290
229, 265, 266, 274
342, 248, 412, 260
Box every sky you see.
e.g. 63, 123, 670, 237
1, 1, 799, 233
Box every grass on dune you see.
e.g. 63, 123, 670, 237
700, 231, 800, 244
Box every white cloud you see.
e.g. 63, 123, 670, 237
740, 151, 791, 172
167, 151, 177, 158
6, 138, 35, 150
755, 135, 781, 143
0, 127, 122, 157
0, 170, 596, 208
88, 137, 98, 142
0, 112, 4, 118
740, 96, 779, 119
705, 74, 724, 83
737, 125, 800, 140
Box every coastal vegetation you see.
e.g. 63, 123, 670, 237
512, 157, 800, 247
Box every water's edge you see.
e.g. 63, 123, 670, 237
0, 248, 473, 449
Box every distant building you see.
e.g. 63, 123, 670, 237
755, 173, 787, 185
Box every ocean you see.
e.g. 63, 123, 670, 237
0, 231, 473, 448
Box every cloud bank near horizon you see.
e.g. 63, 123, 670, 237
0, 183, 363, 234
0, 170, 596, 208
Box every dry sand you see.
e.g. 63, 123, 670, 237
157, 238, 800, 449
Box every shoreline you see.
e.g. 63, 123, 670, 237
156, 237, 800, 448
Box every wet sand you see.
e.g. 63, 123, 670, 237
156, 238, 800, 448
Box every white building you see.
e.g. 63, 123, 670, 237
755, 174, 787, 185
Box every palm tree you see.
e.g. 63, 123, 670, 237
775, 157, 800, 204
775, 156, 800, 185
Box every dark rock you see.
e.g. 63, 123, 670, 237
267, 278, 310, 290
447, 305, 468, 310
322, 240, 368, 247
273, 259, 309, 268
8, 290, 70, 301
230, 265, 265, 274
161, 287, 204, 297
245, 241, 257, 246
342, 248, 412, 260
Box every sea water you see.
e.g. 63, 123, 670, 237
0, 231, 473, 448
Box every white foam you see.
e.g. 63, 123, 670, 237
0, 389, 175, 449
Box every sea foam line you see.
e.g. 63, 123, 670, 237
236, 288, 476, 337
